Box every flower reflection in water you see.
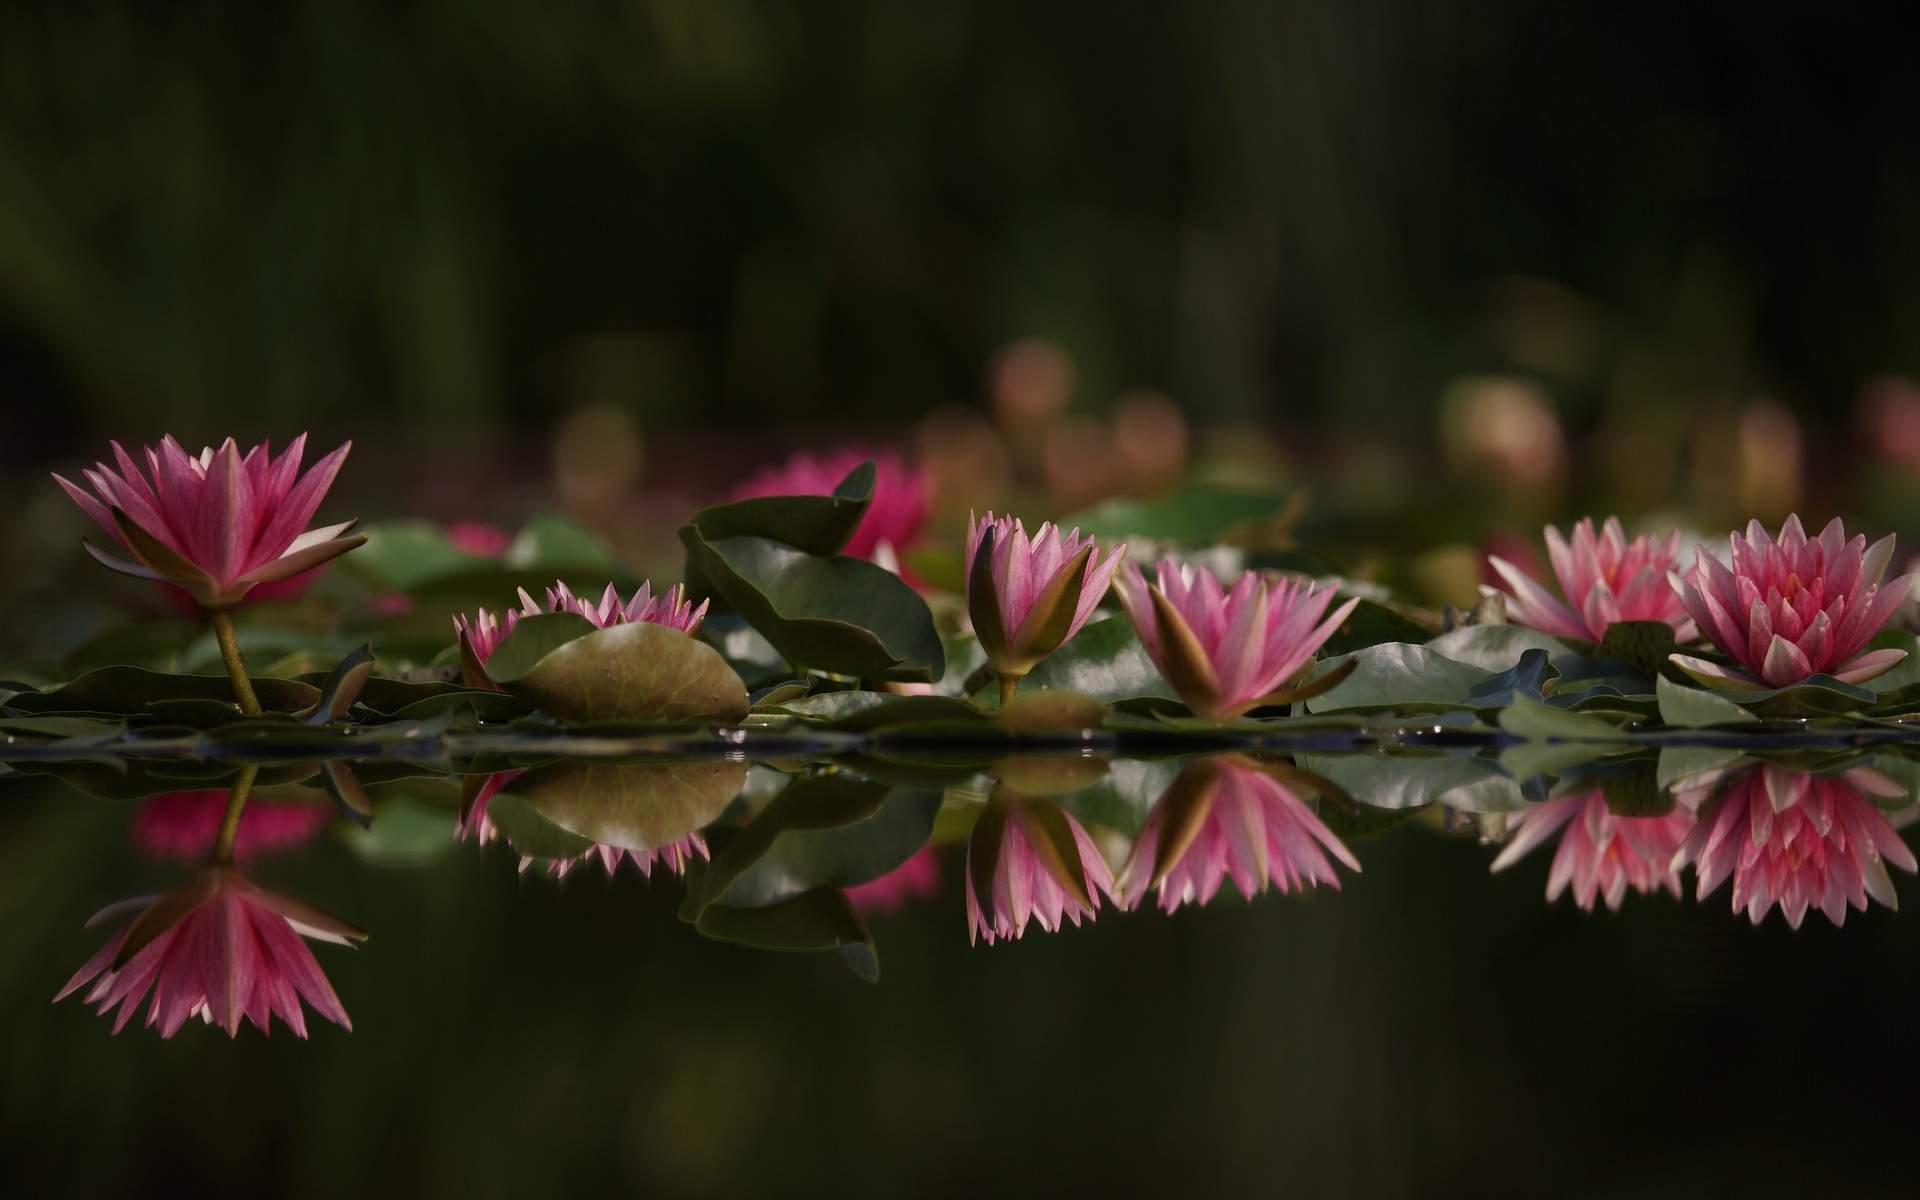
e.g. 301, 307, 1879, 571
131, 789, 330, 864
966, 788, 1115, 944
459, 770, 710, 881
1672, 764, 1919, 928
1119, 756, 1359, 914
1490, 789, 1693, 911
846, 847, 942, 914
58, 864, 364, 1038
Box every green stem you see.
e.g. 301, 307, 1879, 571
210, 609, 261, 716
211, 764, 260, 865
998, 673, 1020, 708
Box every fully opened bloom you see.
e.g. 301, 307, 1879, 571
1114, 559, 1359, 718
131, 790, 330, 864
731, 449, 929, 562
56, 866, 363, 1038
457, 770, 709, 880
1487, 517, 1696, 643
964, 513, 1125, 679
965, 793, 1115, 945
1671, 764, 1918, 928
1118, 757, 1359, 914
53, 434, 363, 609
1671, 516, 1915, 688
1489, 790, 1693, 911
454, 578, 709, 674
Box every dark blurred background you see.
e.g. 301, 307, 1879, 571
5, 4, 1920, 536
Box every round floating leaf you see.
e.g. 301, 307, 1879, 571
5, 666, 321, 716
696, 777, 941, 910
681, 530, 944, 683
1296, 752, 1531, 813
1301, 643, 1493, 714
345, 519, 488, 590
481, 612, 598, 685
693, 889, 879, 982
985, 614, 1174, 706
504, 759, 748, 852
504, 513, 619, 572
1425, 625, 1575, 673
484, 791, 599, 860
1655, 676, 1758, 728
1318, 599, 1439, 657
503, 622, 749, 723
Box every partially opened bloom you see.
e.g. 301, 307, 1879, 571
964, 513, 1125, 691
1671, 764, 1918, 927
1114, 559, 1359, 718
1487, 517, 1696, 643
53, 434, 363, 609
1671, 516, 1915, 689
454, 578, 709, 681
846, 847, 942, 914
1118, 757, 1359, 913
132, 790, 330, 864
457, 770, 708, 880
731, 449, 929, 562
56, 866, 363, 1038
965, 793, 1115, 944
1489, 789, 1693, 911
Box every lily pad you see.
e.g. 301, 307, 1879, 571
693, 889, 879, 982
1426, 625, 1575, 673
982, 614, 1174, 706
681, 530, 944, 683
1655, 676, 1759, 728
1302, 643, 1493, 714
1318, 599, 1438, 656
684, 460, 876, 557
502, 621, 750, 723
1064, 487, 1294, 544
5, 666, 321, 717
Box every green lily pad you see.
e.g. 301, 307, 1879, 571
480, 612, 599, 684
693, 889, 879, 982
1063, 487, 1293, 543
503, 513, 619, 573
1302, 643, 1493, 714
1296, 752, 1530, 813
5, 666, 321, 717
684, 460, 875, 557
1655, 676, 1759, 728
979, 614, 1174, 707
502, 621, 749, 723
1318, 599, 1438, 657
681, 530, 944, 683
1425, 625, 1575, 673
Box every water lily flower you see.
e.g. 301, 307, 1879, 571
1114, 559, 1359, 719
846, 847, 942, 914
1670, 763, 1918, 927
1670, 516, 1915, 689
1486, 517, 1695, 643
131, 790, 330, 864
965, 792, 1115, 944
53, 434, 363, 610
453, 578, 709, 679
56, 866, 363, 1038
965, 513, 1125, 702
731, 448, 929, 562
1489, 789, 1693, 911
457, 770, 708, 879
1118, 757, 1359, 913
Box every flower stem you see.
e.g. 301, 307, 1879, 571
211, 763, 260, 865
998, 673, 1020, 709
210, 609, 261, 716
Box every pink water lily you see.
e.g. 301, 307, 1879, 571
56, 866, 363, 1038
731, 448, 929, 562
846, 847, 942, 914
965, 513, 1125, 690
454, 578, 709, 673
1118, 757, 1358, 913
1670, 763, 1917, 927
131, 790, 330, 865
53, 434, 363, 609
457, 770, 708, 879
1489, 789, 1693, 911
1114, 559, 1359, 718
1486, 517, 1695, 643
1671, 515, 1915, 689
965, 794, 1115, 944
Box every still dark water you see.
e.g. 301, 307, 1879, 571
5, 744, 1919, 1198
